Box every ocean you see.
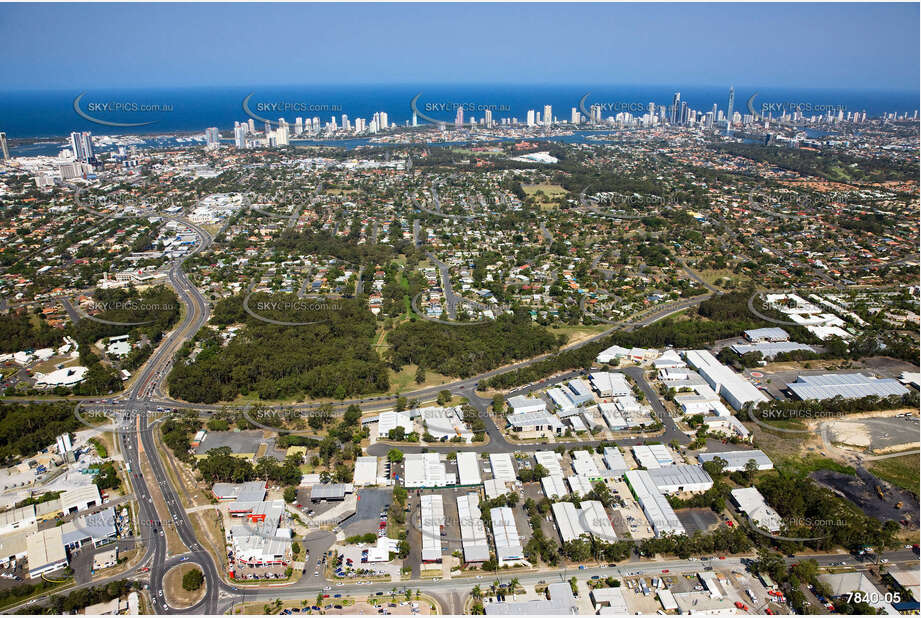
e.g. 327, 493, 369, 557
1, 83, 917, 156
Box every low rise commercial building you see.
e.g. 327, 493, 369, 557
490, 506, 524, 566
699, 450, 773, 472
731, 487, 782, 532
456, 493, 489, 564
624, 470, 685, 537
787, 373, 910, 401
420, 494, 444, 563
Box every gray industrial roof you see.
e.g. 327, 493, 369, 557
788, 373, 910, 400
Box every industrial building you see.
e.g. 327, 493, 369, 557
352, 456, 380, 486
404, 453, 451, 488
456, 452, 482, 486
589, 371, 633, 397
0, 505, 38, 535
624, 470, 685, 537
212, 481, 267, 502
26, 527, 68, 578
309, 483, 353, 502
744, 327, 791, 342
227, 500, 290, 568
632, 444, 674, 469
602, 447, 628, 476
489, 453, 516, 483
699, 450, 773, 472
456, 493, 489, 564
377, 411, 413, 437
730, 341, 816, 359
567, 474, 593, 497
645, 465, 713, 494
534, 450, 564, 477
731, 487, 782, 532
571, 449, 602, 479
506, 411, 564, 436
490, 507, 524, 566
787, 373, 910, 401
684, 349, 768, 410
483, 478, 510, 500
541, 475, 569, 499
484, 582, 577, 615
550, 500, 616, 542
420, 406, 474, 442
60, 485, 102, 515
420, 494, 444, 563
506, 395, 547, 415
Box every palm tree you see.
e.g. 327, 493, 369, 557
471, 585, 482, 600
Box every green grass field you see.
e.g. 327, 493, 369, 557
869, 454, 920, 497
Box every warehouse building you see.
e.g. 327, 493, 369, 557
731, 341, 816, 359
551, 501, 585, 543
508, 395, 547, 414
0, 505, 38, 535
309, 483, 352, 502
550, 500, 616, 542
352, 456, 379, 486
60, 485, 102, 515
490, 507, 524, 566
624, 470, 685, 537
420, 406, 473, 442
787, 373, 910, 401
632, 444, 674, 470
489, 453, 517, 483
420, 494, 444, 563
684, 349, 768, 411
212, 481, 267, 502
699, 450, 773, 472
744, 327, 790, 342
571, 450, 602, 479
228, 500, 290, 567
541, 475, 569, 500
567, 474, 593, 497
456, 493, 489, 564
404, 453, 451, 488
591, 587, 630, 614
589, 371, 632, 397
731, 487, 782, 533
547, 387, 577, 412
483, 478, 510, 500
702, 415, 751, 441
646, 465, 713, 494
565, 379, 595, 406
506, 395, 547, 415
456, 452, 482, 486
26, 527, 68, 578
602, 447, 628, 477
534, 451, 564, 477
377, 411, 413, 437
506, 411, 565, 436
581, 500, 617, 542
485, 582, 577, 615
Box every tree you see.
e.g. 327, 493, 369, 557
492, 394, 505, 414
387, 448, 404, 463
283, 486, 298, 503
702, 456, 728, 478
437, 390, 452, 405
415, 365, 426, 384
182, 568, 204, 591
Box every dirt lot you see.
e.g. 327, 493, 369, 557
810, 466, 919, 524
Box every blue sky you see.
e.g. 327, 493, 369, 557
2, 3, 918, 91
